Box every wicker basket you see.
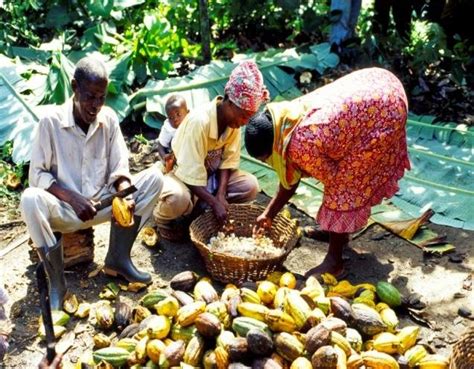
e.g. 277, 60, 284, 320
450, 324, 474, 369
29, 228, 95, 269
190, 203, 300, 284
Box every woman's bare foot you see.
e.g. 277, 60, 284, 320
303, 225, 330, 242
304, 256, 346, 279
305, 231, 349, 279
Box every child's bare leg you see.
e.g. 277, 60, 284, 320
304, 232, 349, 278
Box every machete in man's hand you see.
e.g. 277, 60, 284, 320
93, 185, 137, 211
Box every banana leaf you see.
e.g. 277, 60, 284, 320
133, 44, 339, 129
0, 52, 132, 163
42, 51, 75, 105
132, 59, 296, 130
0, 55, 40, 163
395, 114, 474, 230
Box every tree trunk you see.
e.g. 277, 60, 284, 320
199, 0, 211, 63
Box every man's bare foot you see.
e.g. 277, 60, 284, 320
304, 257, 345, 279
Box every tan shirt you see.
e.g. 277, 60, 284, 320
28, 99, 131, 200
172, 97, 241, 186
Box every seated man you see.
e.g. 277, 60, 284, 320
20, 56, 163, 310
154, 61, 268, 229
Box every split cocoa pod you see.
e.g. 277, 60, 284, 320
112, 197, 134, 227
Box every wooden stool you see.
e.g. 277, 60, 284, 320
29, 228, 95, 269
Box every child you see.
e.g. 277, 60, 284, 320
156, 95, 189, 173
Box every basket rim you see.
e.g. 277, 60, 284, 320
189, 203, 299, 263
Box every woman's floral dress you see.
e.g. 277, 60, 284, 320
287, 68, 410, 233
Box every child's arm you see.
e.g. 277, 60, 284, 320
156, 142, 168, 164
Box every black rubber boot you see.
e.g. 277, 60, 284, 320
104, 216, 152, 284
36, 241, 67, 311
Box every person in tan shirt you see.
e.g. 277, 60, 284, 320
153, 61, 269, 230
20, 56, 163, 310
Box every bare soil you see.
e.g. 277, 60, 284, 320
0, 139, 472, 367
0, 189, 472, 367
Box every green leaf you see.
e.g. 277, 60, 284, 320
45, 4, 72, 28
5, 46, 51, 64
394, 114, 474, 230
134, 58, 296, 123
0, 55, 40, 164
86, 0, 114, 17
106, 92, 131, 123
143, 112, 164, 130
80, 23, 117, 51
309, 42, 340, 73
107, 52, 133, 94
113, 0, 145, 10
43, 52, 75, 105
134, 43, 340, 125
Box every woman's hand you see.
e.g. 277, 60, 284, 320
253, 213, 273, 237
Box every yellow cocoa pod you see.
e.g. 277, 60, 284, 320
283, 291, 311, 330
147, 339, 166, 363
327, 280, 358, 298
215, 346, 229, 369
93, 333, 111, 349
279, 272, 297, 289
177, 301, 206, 327
112, 197, 133, 227
373, 332, 401, 354
397, 326, 420, 354
376, 303, 399, 333
361, 351, 399, 369
274, 287, 291, 310
147, 315, 171, 339
156, 297, 180, 317
290, 357, 312, 369
264, 309, 297, 333
267, 271, 284, 285
237, 302, 269, 322
418, 354, 449, 369
405, 344, 428, 367
257, 281, 278, 305
321, 273, 338, 286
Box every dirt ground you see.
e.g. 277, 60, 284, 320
0, 189, 472, 368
